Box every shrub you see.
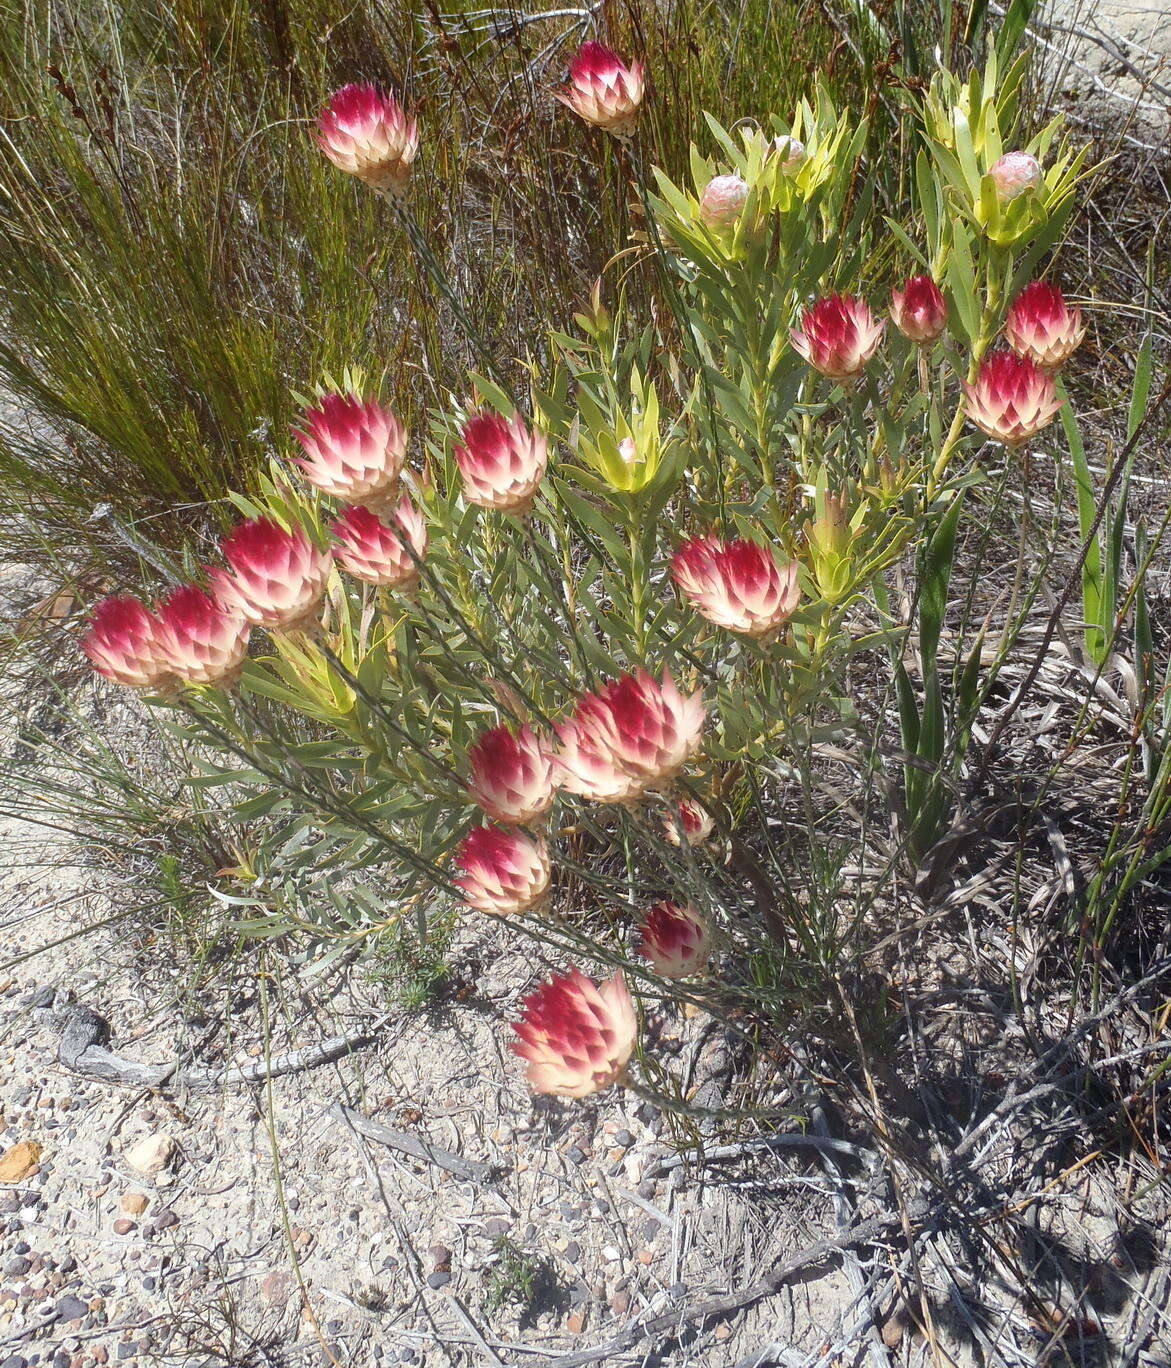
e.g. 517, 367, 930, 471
70, 34, 1128, 1112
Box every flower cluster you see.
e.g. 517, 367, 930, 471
455, 825, 551, 918
1004, 282, 1085, 371
638, 902, 711, 978
294, 391, 407, 511
455, 412, 548, 514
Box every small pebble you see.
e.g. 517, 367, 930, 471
426, 1271, 451, 1290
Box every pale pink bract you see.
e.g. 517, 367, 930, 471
154, 586, 250, 689
454, 411, 548, 514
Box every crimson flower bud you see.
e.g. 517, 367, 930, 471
638, 902, 712, 978
210, 519, 331, 633
332, 500, 427, 591
316, 84, 419, 200
1004, 282, 1086, 371
154, 586, 250, 689
81, 596, 173, 691
467, 723, 555, 825
791, 295, 884, 380
963, 351, 1063, 447
554, 42, 645, 138
511, 968, 637, 1097
890, 276, 948, 345
455, 412, 547, 515
554, 670, 705, 804
663, 796, 715, 847
293, 392, 407, 511
672, 534, 800, 639
455, 825, 551, 918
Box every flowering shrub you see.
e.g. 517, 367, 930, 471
79, 45, 1098, 1105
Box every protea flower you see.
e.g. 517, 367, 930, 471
454, 411, 548, 514
1004, 282, 1086, 371
963, 351, 1063, 447
154, 586, 250, 689
316, 83, 419, 200
511, 968, 637, 1098
989, 151, 1042, 201
81, 596, 173, 691
332, 500, 427, 590
554, 41, 645, 138
663, 796, 715, 847
791, 295, 884, 380
699, 174, 749, 229
467, 723, 555, 825
210, 519, 332, 633
554, 670, 705, 804
672, 534, 801, 638
293, 392, 407, 510
455, 825, 551, 918
772, 135, 806, 173
890, 276, 948, 345
638, 902, 712, 978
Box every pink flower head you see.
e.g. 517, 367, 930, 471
81, 595, 173, 691
638, 902, 711, 978
467, 723, 555, 825
699, 174, 749, 229
554, 670, 705, 804
455, 825, 551, 918
963, 351, 1063, 447
772, 135, 806, 174
663, 796, 715, 847
890, 276, 948, 345
210, 519, 331, 633
293, 392, 407, 509
316, 83, 419, 199
511, 968, 637, 1097
989, 151, 1042, 201
154, 586, 250, 688
1004, 282, 1086, 371
672, 534, 801, 638
332, 499, 427, 590
554, 41, 645, 138
454, 411, 548, 514
791, 295, 884, 380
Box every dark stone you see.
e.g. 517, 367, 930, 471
152, 1210, 179, 1232
483, 1217, 510, 1238
565, 1146, 586, 1165
13, 1243, 29, 1257
643, 1218, 661, 1240
4, 1258, 30, 1277
425, 1272, 451, 1290
1, 1355, 28, 1368
55, 1294, 89, 1321
637, 1181, 657, 1200
669, 1281, 687, 1300
564, 1241, 581, 1263
615, 1129, 634, 1147
115, 1344, 136, 1362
